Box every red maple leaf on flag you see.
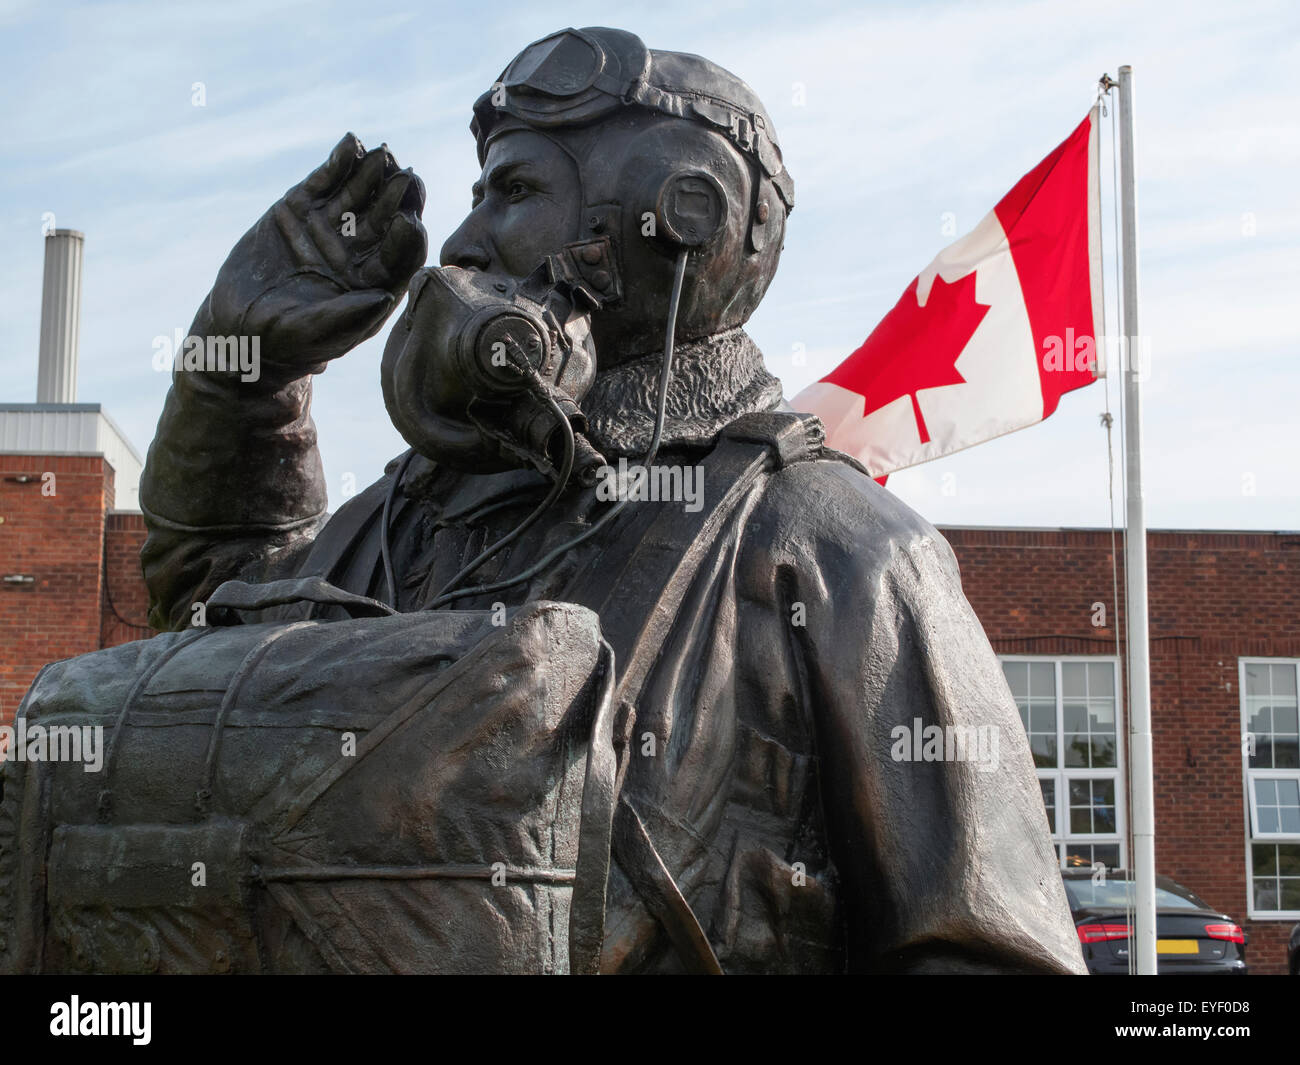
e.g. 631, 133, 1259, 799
824, 271, 992, 444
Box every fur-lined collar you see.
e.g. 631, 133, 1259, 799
582, 328, 785, 457
396, 327, 785, 502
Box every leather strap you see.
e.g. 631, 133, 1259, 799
564, 410, 822, 974
567, 638, 618, 975
205, 575, 397, 623
613, 798, 723, 974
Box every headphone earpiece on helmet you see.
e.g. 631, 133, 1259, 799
647, 169, 728, 249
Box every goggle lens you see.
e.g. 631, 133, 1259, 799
504, 31, 603, 99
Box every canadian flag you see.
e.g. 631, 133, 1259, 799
794, 108, 1104, 480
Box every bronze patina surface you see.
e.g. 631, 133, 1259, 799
0, 27, 1085, 975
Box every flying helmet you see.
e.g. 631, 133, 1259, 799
470, 27, 795, 354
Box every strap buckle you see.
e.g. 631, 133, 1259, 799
730, 112, 755, 152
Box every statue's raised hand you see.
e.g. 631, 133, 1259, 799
207, 133, 427, 371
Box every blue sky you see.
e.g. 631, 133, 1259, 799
2, 0, 1296, 529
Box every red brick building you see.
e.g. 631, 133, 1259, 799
2, 451, 1295, 972
0, 442, 151, 716
946, 525, 1299, 975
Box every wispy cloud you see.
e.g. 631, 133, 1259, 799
2, 0, 1296, 529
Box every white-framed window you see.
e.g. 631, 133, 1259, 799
1240, 658, 1300, 919
1000, 656, 1125, 873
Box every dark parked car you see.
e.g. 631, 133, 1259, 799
1064, 870, 1248, 974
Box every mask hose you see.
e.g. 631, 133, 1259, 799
424, 247, 690, 611
379, 340, 578, 610
381, 448, 418, 608
431, 344, 577, 599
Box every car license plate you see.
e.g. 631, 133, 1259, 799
1156, 939, 1199, 954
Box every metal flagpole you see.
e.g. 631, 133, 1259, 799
1116, 64, 1157, 976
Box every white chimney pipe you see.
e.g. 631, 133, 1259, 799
37, 228, 84, 404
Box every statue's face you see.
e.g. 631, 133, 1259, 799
439, 130, 581, 277
439, 117, 784, 368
